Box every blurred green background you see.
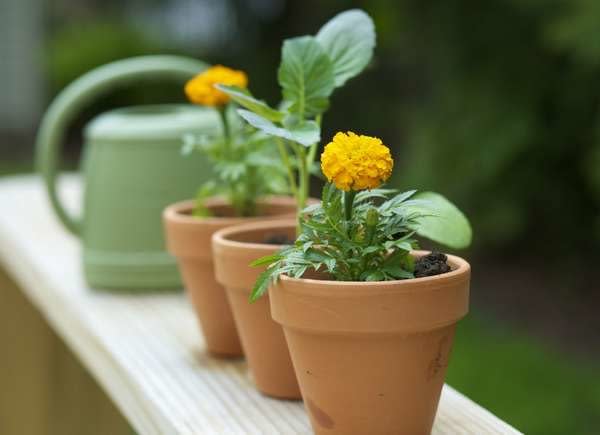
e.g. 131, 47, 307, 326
1, 0, 599, 433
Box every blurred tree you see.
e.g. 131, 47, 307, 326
359, 0, 600, 254
46, 20, 158, 95
41, 0, 600, 255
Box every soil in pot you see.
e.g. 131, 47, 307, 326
163, 196, 297, 358
212, 220, 301, 399
270, 252, 471, 434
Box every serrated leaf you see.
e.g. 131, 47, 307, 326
237, 109, 320, 146
379, 190, 419, 213
301, 241, 314, 253
382, 265, 414, 279
405, 192, 472, 250
250, 268, 276, 302
250, 253, 282, 267
292, 265, 308, 278
362, 245, 381, 254
365, 271, 385, 281
384, 240, 413, 252
216, 85, 284, 122
316, 9, 376, 87
355, 188, 397, 203
278, 36, 335, 117
301, 203, 321, 215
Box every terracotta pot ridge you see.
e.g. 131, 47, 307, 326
271, 252, 470, 335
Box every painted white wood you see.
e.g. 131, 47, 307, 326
0, 175, 522, 435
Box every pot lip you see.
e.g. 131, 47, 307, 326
277, 250, 470, 293
212, 219, 297, 252
163, 196, 296, 225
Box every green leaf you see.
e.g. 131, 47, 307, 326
301, 203, 321, 215
237, 109, 320, 146
250, 253, 282, 267
289, 120, 321, 146
355, 188, 397, 203
384, 240, 413, 252
278, 36, 335, 117
382, 265, 414, 279
316, 9, 376, 87
362, 245, 381, 254
215, 85, 284, 122
405, 192, 472, 250
215, 161, 246, 182
192, 181, 217, 217
364, 271, 385, 281
250, 268, 276, 302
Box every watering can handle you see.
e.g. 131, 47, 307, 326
35, 55, 207, 236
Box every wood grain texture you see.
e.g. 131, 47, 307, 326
0, 175, 522, 435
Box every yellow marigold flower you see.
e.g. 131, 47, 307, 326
321, 131, 393, 191
184, 65, 248, 106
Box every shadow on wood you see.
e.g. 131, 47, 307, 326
0, 267, 131, 435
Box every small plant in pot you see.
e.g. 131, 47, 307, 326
252, 131, 472, 434
163, 65, 293, 358
211, 9, 376, 398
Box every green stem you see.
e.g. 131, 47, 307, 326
289, 143, 309, 237
218, 107, 231, 155
305, 114, 322, 180
306, 142, 317, 171
344, 190, 356, 224
276, 138, 298, 198
296, 145, 308, 212
218, 106, 241, 215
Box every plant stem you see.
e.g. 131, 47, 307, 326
305, 114, 322, 182
344, 190, 357, 224
297, 145, 308, 212
306, 142, 318, 171
289, 143, 309, 237
276, 138, 298, 198
218, 106, 241, 215
218, 107, 231, 156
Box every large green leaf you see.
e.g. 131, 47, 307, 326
215, 85, 284, 122
405, 192, 472, 250
316, 9, 376, 87
237, 109, 320, 146
277, 36, 335, 117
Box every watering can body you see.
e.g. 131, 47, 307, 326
36, 56, 217, 290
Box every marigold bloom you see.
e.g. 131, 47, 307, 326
321, 131, 393, 191
185, 65, 248, 106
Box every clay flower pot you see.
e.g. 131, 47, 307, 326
212, 220, 301, 399
163, 197, 297, 358
270, 253, 470, 435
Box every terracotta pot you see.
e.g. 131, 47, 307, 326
270, 253, 470, 435
212, 220, 301, 399
163, 197, 297, 358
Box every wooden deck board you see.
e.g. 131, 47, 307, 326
0, 175, 522, 435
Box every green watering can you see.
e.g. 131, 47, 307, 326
36, 55, 218, 290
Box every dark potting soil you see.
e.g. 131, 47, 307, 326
264, 234, 295, 245
414, 252, 451, 278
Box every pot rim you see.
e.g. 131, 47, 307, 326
163, 196, 297, 226
212, 219, 297, 252
213, 218, 470, 289
277, 251, 470, 292
271, 252, 470, 334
